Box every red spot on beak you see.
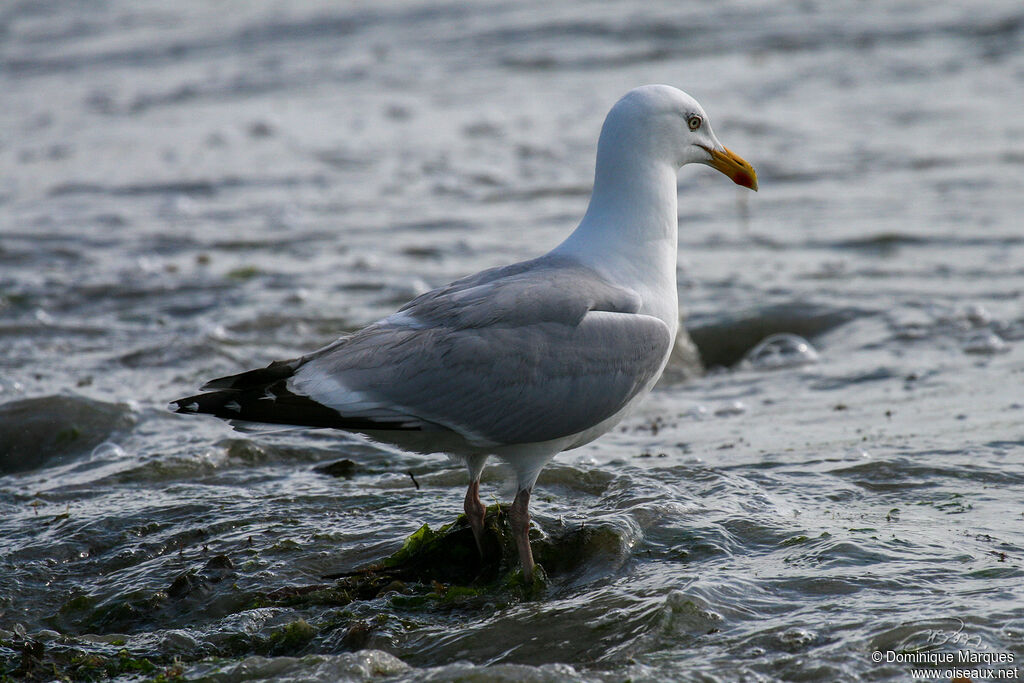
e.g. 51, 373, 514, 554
733, 170, 755, 190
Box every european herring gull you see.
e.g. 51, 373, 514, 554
172, 85, 757, 581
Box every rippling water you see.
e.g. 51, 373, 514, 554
2, 1, 1024, 680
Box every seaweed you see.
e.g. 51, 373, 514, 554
1, 505, 615, 679
0, 637, 183, 683
329, 503, 538, 588
255, 503, 562, 614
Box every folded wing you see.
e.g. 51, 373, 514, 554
173, 255, 673, 446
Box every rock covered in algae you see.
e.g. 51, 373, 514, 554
310, 502, 623, 605
0, 507, 632, 679
241, 501, 635, 624
327, 504, 530, 590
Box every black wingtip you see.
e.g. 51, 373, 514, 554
170, 382, 426, 433
172, 354, 427, 433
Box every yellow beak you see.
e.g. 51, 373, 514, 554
706, 147, 758, 191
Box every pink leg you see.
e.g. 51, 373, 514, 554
464, 479, 486, 558
509, 487, 535, 582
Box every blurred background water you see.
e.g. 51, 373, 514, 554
2, 1, 1023, 680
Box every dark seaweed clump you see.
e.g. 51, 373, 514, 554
1, 505, 617, 681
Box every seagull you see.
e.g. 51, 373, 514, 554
172, 85, 757, 582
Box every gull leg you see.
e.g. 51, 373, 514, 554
462, 454, 489, 559
463, 479, 487, 558
509, 487, 535, 582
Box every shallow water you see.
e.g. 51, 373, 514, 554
2, 1, 1024, 680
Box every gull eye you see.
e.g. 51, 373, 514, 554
687, 115, 703, 131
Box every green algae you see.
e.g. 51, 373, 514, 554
252, 503, 562, 615
265, 619, 315, 656
225, 266, 262, 281
2, 504, 613, 680
343, 502, 592, 602
0, 637, 182, 683
351, 503, 538, 587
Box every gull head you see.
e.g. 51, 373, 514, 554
601, 84, 758, 191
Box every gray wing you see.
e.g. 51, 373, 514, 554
288, 255, 673, 446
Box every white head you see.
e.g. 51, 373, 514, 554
596, 84, 757, 190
